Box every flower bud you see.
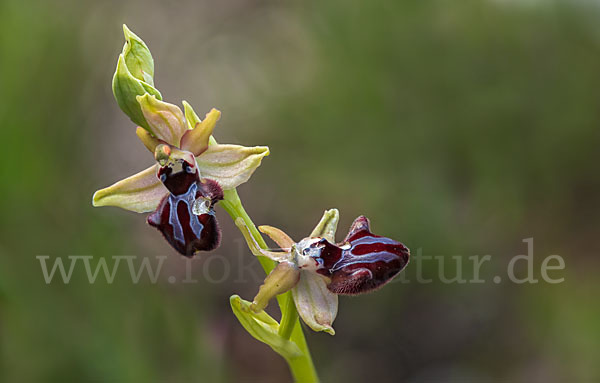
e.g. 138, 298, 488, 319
122, 25, 155, 85
112, 25, 162, 131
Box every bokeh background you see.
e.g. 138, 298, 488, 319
1, 0, 599, 381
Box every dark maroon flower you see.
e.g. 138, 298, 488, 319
236, 209, 410, 335
147, 144, 224, 257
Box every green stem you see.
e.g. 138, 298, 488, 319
220, 188, 319, 383
278, 292, 297, 340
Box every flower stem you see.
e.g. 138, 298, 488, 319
220, 188, 319, 383
278, 292, 298, 340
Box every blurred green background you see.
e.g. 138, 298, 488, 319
1, 0, 599, 381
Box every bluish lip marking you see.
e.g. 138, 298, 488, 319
167, 182, 204, 245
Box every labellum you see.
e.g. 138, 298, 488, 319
147, 145, 223, 257
297, 216, 410, 295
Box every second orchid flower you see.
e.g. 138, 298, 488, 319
236, 209, 410, 335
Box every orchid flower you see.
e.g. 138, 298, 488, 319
236, 209, 410, 335
92, 25, 269, 256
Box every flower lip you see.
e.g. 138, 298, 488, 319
148, 138, 225, 256
147, 180, 222, 257
319, 216, 410, 295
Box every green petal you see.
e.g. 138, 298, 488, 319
292, 272, 338, 335
137, 94, 187, 147
230, 295, 303, 359
310, 208, 340, 242
92, 164, 167, 213
196, 144, 269, 190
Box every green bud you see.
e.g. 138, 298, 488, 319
122, 25, 155, 85
112, 25, 162, 131
230, 295, 302, 359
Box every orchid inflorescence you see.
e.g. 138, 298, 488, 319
93, 25, 410, 381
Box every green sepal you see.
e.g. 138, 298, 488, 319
310, 208, 339, 242
230, 295, 303, 359
183, 100, 201, 130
